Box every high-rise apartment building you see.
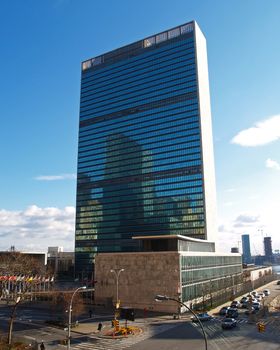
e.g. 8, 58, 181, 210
75, 21, 217, 276
241, 234, 252, 264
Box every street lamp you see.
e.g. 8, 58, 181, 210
67, 286, 86, 350
110, 268, 124, 308
155, 295, 208, 350
8, 296, 21, 345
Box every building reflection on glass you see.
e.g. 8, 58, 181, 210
75, 21, 216, 276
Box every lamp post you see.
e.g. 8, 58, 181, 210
155, 295, 208, 350
110, 268, 124, 308
67, 286, 86, 350
8, 296, 21, 345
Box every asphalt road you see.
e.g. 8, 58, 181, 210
0, 280, 279, 349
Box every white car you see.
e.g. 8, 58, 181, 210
263, 289, 270, 296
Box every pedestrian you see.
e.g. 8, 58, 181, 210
89, 309, 93, 318
40, 341, 45, 350
97, 322, 103, 332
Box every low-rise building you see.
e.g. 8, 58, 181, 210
95, 235, 242, 313
47, 247, 74, 279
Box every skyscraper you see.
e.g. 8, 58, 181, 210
241, 234, 252, 264
264, 236, 273, 263
75, 21, 217, 276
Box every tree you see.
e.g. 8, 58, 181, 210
0, 250, 48, 346
49, 290, 86, 325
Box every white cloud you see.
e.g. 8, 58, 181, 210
0, 205, 75, 252
234, 213, 260, 227
231, 114, 280, 147
216, 212, 263, 253
34, 173, 77, 181
266, 158, 280, 171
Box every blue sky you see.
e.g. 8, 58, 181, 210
0, 0, 279, 254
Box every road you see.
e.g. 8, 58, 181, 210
0, 280, 279, 349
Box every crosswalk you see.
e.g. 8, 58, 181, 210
71, 323, 178, 350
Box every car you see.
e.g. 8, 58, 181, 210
226, 308, 238, 318
251, 291, 258, 297
231, 300, 241, 308
246, 293, 255, 298
255, 295, 262, 301
252, 302, 261, 310
240, 296, 248, 304
221, 318, 237, 329
277, 281, 280, 285
263, 289, 270, 296
191, 313, 213, 322
219, 306, 230, 316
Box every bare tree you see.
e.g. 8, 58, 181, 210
0, 251, 47, 346
49, 291, 86, 324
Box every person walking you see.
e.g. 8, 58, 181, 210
40, 341, 45, 350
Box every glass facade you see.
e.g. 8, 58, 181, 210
75, 21, 216, 276
181, 254, 242, 303
241, 234, 252, 264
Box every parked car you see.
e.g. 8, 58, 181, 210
251, 291, 258, 297
191, 313, 213, 322
263, 289, 270, 296
226, 308, 238, 318
221, 318, 237, 329
244, 297, 258, 306
219, 307, 230, 316
240, 296, 248, 304
246, 293, 255, 298
277, 281, 280, 285
252, 302, 261, 310
231, 300, 241, 308
255, 295, 262, 301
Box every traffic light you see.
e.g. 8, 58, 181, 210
258, 322, 265, 332
112, 319, 120, 331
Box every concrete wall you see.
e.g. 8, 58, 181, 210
250, 266, 272, 282
95, 251, 181, 313
194, 22, 217, 243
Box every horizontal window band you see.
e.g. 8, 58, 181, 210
77, 165, 202, 188
79, 92, 197, 128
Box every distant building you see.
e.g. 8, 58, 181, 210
241, 234, 252, 264
47, 247, 74, 278
263, 237, 274, 263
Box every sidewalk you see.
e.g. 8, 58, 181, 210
72, 281, 279, 336
72, 313, 186, 336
